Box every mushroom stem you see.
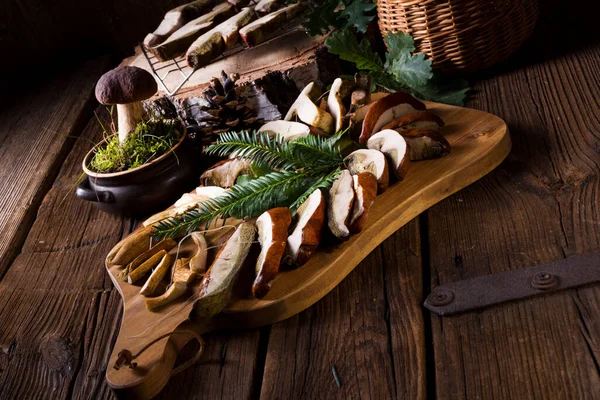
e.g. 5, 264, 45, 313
117, 102, 146, 143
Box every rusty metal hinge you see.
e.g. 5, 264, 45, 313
424, 252, 600, 316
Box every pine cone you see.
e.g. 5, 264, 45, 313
194, 71, 264, 145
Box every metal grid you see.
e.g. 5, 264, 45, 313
141, 14, 306, 96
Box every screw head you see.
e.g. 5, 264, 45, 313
428, 289, 455, 306
531, 272, 559, 290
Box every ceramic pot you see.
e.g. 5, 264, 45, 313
76, 127, 202, 216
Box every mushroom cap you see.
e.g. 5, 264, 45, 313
95, 66, 157, 105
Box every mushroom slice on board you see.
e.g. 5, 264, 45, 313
381, 111, 445, 132
327, 78, 348, 133
327, 170, 355, 240
359, 92, 426, 144
95, 66, 158, 142
401, 129, 451, 161
140, 253, 173, 296
287, 189, 326, 266
200, 158, 252, 188
189, 232, 209, 275
344, 149, 390, 193
143, 0, 216, 48
284, 82, 335, 135
366, 129, 411, 180
146, 281, 188, 311
348, 172, 378, 234
193, 221, 256, 319
253, 207, 292, 298
258, 120, 310, 141
347, 92, 389, 139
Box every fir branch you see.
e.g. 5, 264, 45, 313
153, 169, 328, 239
289, 167, 341, 213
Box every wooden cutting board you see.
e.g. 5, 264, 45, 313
105, 101, 511, 398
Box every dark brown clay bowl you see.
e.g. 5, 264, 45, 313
76, 127, 203, 216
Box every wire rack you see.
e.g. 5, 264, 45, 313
141, 14, 306, 96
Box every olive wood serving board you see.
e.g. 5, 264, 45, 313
105, 101, 511, 398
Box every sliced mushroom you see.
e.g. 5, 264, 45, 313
359, 92, 426, 144
186, 8, 255, 69
401, 129, 451, 161
95, 66, 158, 142
326, 78, 347, 134
146, 281, 188, 311
344, 149, 390, 193
287, 189, 325, 266
120, 238, 177, 281
148, 2, 235, 61
143, 0, 216, 49
258, 120, 310, 141
140, 253, 173, 296
253, 207, 292, 298
193, 221, 256, 318
255, 0, 283, 15
189, 232, 208, 274
173, 258, 197, 285
110, 225, 153, 265
128, 250, 168, 284
327, 170, 355, 240
239, 4, 300, 47
366, 129, 411, 180
349, 172, 378, 234
381, 111, 445, 132
347, 92, 389, 139
284, 82, 335, 135
200, 158, 252, 188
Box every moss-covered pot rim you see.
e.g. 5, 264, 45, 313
82, 126, 187, 179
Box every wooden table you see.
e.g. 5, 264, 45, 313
1, 2, 599, 398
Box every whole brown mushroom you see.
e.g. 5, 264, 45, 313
95, 66, 158, 142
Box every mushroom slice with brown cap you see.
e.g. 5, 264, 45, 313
366, 129, 411, 180
200, 158, 252, 188
258, 120, 310, 141
95, 66, 158, 143
381, 111, 445, 132
287, 189, 325, 266
327, 170, 355, 240
344, 149, 390, 193
401, 129, 451, 161
359, 92, 426, 144
347, 92, 389, 139
253, 207, 292, 298
284, 82, 335, 135
327, 78, 347, 133
348, 173, 378, 234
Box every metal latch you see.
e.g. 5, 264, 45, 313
424, 252, 600, 316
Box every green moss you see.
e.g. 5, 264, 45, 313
88, 118, 181, 174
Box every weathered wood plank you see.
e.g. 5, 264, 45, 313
260, 220, 424, 399
0, 56, 113, 278
428, 12, 600, 400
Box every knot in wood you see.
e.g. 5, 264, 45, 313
428, 289, 454, 306
40, 336, 75, 374
531, 272, 558, 290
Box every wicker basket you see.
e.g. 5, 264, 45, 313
378, 0, 539, 73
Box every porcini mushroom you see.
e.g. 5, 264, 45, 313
253, 207, 292, 298
193, 221, 256, 318
359, 92, 426, 143
366, 129, 411, 180
200, 158, 252, 187
140, 253, 173, 296
189, 232, 209, 274
327, 78, 347, 133
286, 189, 325, 266
258, 120, 310, 141
343, 149, 390, 193
381, 111, 445, 132
239, 4, 300, 48
327, 170, 355, 240
349, 172, 378, 234
95, 66, 158, 143
401, 129, 451, 161
284, 82, 335, 135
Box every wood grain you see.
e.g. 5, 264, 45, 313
427, 11, 600, 399
0, 56, 112, 278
